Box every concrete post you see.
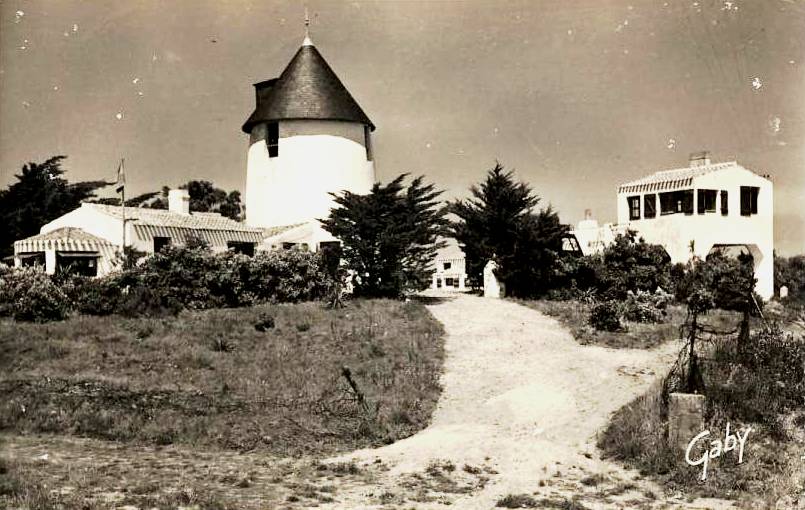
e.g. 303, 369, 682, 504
432, 273, 438, 290
458, 274, 466, 291
668, 392, 706, 454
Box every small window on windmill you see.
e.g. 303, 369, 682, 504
364, 126, 373, 161
267, 122, 279, 158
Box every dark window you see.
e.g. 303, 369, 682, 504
682, 190, 694, 214
267, 122, 279, 158
445, 278, 455, 287
282, 242, 296, 250
740, 186, 759, 216
443, 262, 452, 270
19, 252, 45, 268
644, 194, 656, 218
227, 241, 255, 256
364, 126, 373, 161
319, 241, 341, 251
659, 190, 694, 215
56, 253, 98, 277
720, 190, 728, 215
562, 236, 582, 255
153, 236, 171, 253
628, 196, 641, 220
697, 189, 717, 214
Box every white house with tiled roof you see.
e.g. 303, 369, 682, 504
430, 238, 468, 291
13, 190, 264, 276
615, 152, 773, 299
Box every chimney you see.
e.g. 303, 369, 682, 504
689, 151, 711, 168
584, 209, 593, 221
168, 189, 190, 215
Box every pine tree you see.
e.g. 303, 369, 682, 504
0, 156, 108, 258
321, 174, 447, 298
450, 163, 567, 297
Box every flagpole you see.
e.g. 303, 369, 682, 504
121, 158, 126, 253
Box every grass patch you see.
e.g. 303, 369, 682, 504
518, 299, 684, 349
518, 300, 748, 349
0, 454, 235, 510
0, 299, 445, 456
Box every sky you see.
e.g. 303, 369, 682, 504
1, 0, 804, 254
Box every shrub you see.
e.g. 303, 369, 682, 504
66, 277, 122, 316
129, 242, 223, 310
556, 232, 671, 300
254, 313, 275, 332
589, 301, 624, 332
739, 324, 805, 408
594, 232, 672, 300
0, 267, 70, 322
114, 245, 335, 312
115, 286, 182, 318
622, 289, 670, 323
675, 251, 757, 313
0, 244, 337, 321
775, 254, 805, 304
243, 249, 334, 303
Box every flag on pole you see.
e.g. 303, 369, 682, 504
115, 159, 125, 194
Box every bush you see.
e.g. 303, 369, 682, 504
739, 324, 805, 408
675, 251, 757, 313
0, 245, 337, 321
113, 244, 335, 312
622, 289, 670, 323
775, 254, 805, 304
557, 231, 671, 300
588, 301, 624, 332
115, 286, 182, 318
66, 277, 123, 316
0, 267, 70, 322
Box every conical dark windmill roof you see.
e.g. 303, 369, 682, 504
242, 42, 374, 133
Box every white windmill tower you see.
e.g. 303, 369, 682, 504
242, 13, 376, 242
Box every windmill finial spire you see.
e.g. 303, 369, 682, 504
303, 7, 313, 46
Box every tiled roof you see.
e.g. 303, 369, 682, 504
260, 223, 306, 238
618, 162, 738, 193
242, 43, 374, 133
84, 203, 260, 232
15, 227, 112, 252
435, 237, 465, 260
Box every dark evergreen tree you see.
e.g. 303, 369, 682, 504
321, 175, 447, 298
450, 163, 567, 297
0, 156, 107, 259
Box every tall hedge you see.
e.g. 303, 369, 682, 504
0, 244, 336, 322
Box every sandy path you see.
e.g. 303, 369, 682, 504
325, 294, 736, 509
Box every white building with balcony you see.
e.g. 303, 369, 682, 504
615, 152, 773, 299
